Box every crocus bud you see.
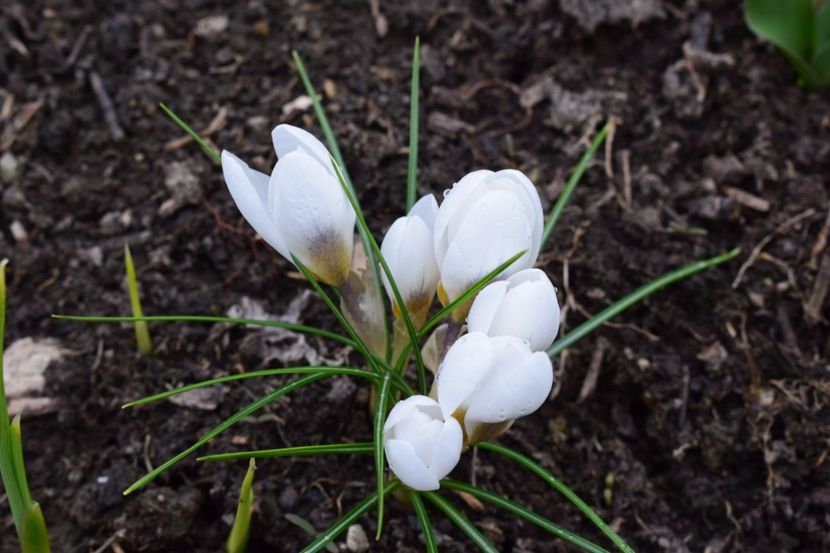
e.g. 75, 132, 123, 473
221, 125, 355, 286
433, 169, 544, 308
467, 268, 560, 351
435, 332, 553, 445
380, 195, 439, 323
383, 395, 463, 491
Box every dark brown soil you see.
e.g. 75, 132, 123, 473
1, 1, 829, 552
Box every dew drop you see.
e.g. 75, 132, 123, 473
443, 189, 452, 198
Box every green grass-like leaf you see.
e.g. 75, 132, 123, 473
547, 248, 740, 357
158, 102, 221, 163
124, 244, 153, 356
299, 481, 399, 553
329, 157, 427, 392
541, 122, 610, 248
374, 373, 393, 539
406, 37, 421, 212
226, 459, 256, 553
198, 442, 374, 462
123, 366, 378, 408
442, 479, 610, 553
286, 514, 338, 553
21, 502, 50, 553
408, 491, 438, 553
478, 442, 634, 553
423, 491, 498, 553
123, 373, 329, 495
52, 314, 354, 348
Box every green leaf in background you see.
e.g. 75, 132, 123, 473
745, 0, 830, 89
226, 459, 256, 553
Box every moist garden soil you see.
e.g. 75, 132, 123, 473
1, 0, 829, 551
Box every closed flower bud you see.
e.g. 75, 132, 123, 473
380, 195, 440, 322
433, 169, 544, 308
383, 395, 463, 491
221, 125, 355, 286
467, 268, 560, 351
435, 332, 553, 445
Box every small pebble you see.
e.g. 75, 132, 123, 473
346, 524, 370, 552
0, 152, 21, 183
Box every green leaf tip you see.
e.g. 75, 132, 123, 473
226, 459, 256, 553
124, 244, 153, 356
158, 102, 222, 163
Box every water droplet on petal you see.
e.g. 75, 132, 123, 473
443, 189, 452, 198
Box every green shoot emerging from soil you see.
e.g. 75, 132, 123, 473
124, 244, 153, 356
0, 261, 52, 553
55, 39, 743, 553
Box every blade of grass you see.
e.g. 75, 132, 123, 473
374, 373, 393, 539
291, 50, 391, 359
226, 459, 256, 553
330, 157, 427, 392
124, 244, 153, 356
406, 37, 420, 212
0, 259, 8, 426
299, 481, 399, 553
52, 314, 353, 348
123, 366, 378, 408
547, 248, 741, 357
422, 491, 497, 553
286, 514, 338, 553
408, 491, 438, 553
541, 121, 611, 248
478, 442, 634, 553
442, 479, 610, 553
158, 102, 221, 164
21, 502, 51, 553
123, 373, 328, 495
199, 442, 374, 462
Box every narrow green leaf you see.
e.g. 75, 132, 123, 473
478, 442, 634, 553
123, 367, 378, 408
123, 373, 328, 495
291, 256, 382, 377
541, 122, 610, 248
0, 259, 8, 427
124, 244, 153, 356
286, 514, 338, 553
199, 442, 374, 462
422, 491, 497, 553
226, 459, 256, 553
158, 102, 221, 164
547, 248, 740, 357
442, 479, 609, 553
406, 37, 421, 212
291, 50, 391, 356
21, 502, 51, 553
408, 491, 438, 553
52, 314, 353, 347
374, 373, 393, 539
299, 481, 400, 553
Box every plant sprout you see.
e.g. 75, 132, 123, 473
745, 0, 830, 90
124, 244, 153, 356
55, 39, 741, 552
0, 260, 52, 553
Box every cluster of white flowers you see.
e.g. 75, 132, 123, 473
222, 125, 561, 492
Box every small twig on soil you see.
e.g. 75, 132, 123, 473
368, 0, 388, 37
65, 24, 92, 68
577, 338, 607, 403
91, 529, 126, 553
732, 208, 817, 288
809, 205, 830, 267
805, 251, 830, 323
89, 70, 125, 140
0, 94, 44, 150
163, 106, 227, 153
619, 149, 632, 209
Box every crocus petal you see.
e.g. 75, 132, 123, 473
410, 194, 438, 227
221, 150, 290, 258
466, 281, 509, 335
271, 124, 333, 172
385, 439, 441, 491
433, 170, 492, 267
384, 395, 440, 430
270, 150, 355, 285
491, 283, 559, 352
436, 332, 494, 418
488, 170, 544, 261
465, 348, 553, 426
427, 416, 463, 479
439, 190, 533, 301
381, 215, 438, 310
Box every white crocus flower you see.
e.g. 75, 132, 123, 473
221, 125, 355, 286
467, 268, 560, 351
435, 332, 553, 445
380, 194, 439, 322
433, 169, 544, 309
383, 395, 463, 491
